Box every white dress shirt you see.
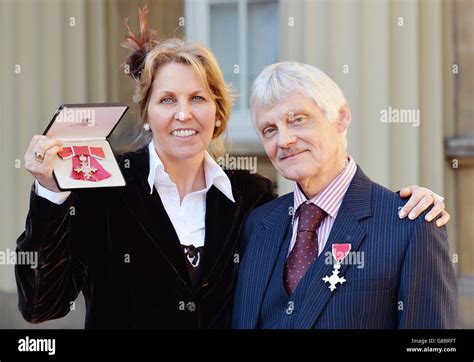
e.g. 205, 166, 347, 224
35, 141, 235, 249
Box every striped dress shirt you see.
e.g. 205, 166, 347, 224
288, 155, 357, 257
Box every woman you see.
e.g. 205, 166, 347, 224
16, 6, 449, 329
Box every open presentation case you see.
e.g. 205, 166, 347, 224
43, 103, 129, 191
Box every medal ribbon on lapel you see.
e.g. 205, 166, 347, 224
333, 243, 351, 262
58, 146, 112, 181
322, 243, 351, 292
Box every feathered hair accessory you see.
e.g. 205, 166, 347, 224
121, 4, 159, 80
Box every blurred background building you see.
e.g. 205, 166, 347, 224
0, 0, 473, 328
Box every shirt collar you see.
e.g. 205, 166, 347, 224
292, 156, 357, 222
147, 141, 235, 202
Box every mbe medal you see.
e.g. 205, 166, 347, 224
323, 243, 351, 292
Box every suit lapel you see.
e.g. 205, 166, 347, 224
294, 167, 373, 329
242, 194, 293, 328
116, 147, 191, 287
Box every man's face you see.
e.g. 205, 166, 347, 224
255, 93, 347, 185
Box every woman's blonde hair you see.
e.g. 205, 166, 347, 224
133, 38, 233, 159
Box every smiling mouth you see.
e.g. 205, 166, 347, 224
171, 129, 198, 138
280, 150, 307, 161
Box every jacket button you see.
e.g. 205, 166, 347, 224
285, 301, 294, 315
186, 302, 196, 312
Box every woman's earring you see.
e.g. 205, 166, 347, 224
215, 120, 221, 128
143, 122, 150, 131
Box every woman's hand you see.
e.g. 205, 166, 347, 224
24, 135, 64, 193
399, 185, 450, 227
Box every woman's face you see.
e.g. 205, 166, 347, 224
147, 62, 217, 163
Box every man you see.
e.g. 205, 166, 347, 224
232, 62, 457, 329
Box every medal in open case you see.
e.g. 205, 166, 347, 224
44, 103, 129, 190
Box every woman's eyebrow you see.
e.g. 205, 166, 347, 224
155, 89, 207, 95
155, 90, 176, 95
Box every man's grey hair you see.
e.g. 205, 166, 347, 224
250, 62, 348, 126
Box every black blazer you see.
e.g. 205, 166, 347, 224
15, 145, 276, 329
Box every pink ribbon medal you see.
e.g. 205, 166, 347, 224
58, 146, 112, 182
322, 243, 351, 292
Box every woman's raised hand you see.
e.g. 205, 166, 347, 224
24, 135, 64, 193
